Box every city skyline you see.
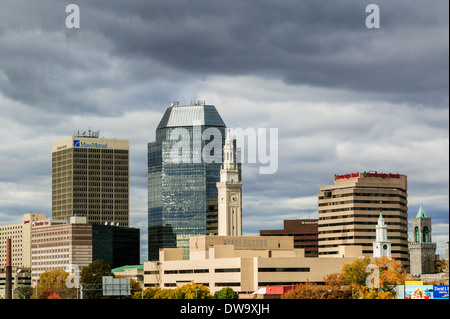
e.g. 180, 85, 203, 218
0, 1, 448, 262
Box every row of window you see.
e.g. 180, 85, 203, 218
73, 170, 128, 176
319, 207, 407, 214
319, 200, 407, 207
319, 235, 407, 241
163, 267, 310, 275
73, 177, 129, 182
319, 221, 407, 228
73, 182, 129, 188
319, 228, 408, 235
319, 191, 407, 200
73, 187, 128, 193
320, 213, 408, 221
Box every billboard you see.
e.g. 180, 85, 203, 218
399, 285, 449, 299
102, 276, 130, 296
433, 285, 449, 299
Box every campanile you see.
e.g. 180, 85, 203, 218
217, 129, 243, 236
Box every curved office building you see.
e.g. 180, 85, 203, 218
148, 102, 227, 260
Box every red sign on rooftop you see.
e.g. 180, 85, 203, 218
335, 172, 400, 180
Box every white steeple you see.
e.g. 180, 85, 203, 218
223, 128, 235, 169
373, 210, 392, 258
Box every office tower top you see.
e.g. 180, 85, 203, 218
318, 171, 408, 267
148, 102, 227, 261
51, 131, 130, 226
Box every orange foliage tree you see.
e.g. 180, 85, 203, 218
282, 256, 406, 299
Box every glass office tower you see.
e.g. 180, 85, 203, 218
148, 102, 226, 260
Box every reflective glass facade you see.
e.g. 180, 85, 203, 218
148, 104, 226, 260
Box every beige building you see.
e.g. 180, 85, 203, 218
0, 213, 46, 268
143, 235, 363, 294
31, 216, 92, 286
52, 132, 129, 226
318, 172, 409, 268
0, 270, 32, 299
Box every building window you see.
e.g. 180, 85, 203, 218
258, 267, 310, 272
214, 268, 240, 273
414, 227, 419, 243
423, 226, 429, 243
215, 282, 240, 287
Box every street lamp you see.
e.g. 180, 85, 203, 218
320, 289, 332, 299
195, 284, 204, 299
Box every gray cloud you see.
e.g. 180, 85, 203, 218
0, 1, 448, 260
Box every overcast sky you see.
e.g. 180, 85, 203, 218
0, 0, 448, 261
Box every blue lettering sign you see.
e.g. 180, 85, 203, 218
433, 285, 449, 299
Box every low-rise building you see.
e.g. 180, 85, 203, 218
260, 219, 319, 257
31, 216, 92, 286
31, 216, 140, 286
143, 235, 363, 295
0, 213, 46, 269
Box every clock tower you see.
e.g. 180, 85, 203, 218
217, 129, 242, 236
373, 211, 392, 259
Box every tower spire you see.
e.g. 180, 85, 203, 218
217, 130, 242, 236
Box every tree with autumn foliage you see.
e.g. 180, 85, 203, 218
339, 256, 406, 299
370, 256, 407, 295
282, 279, 352, 299
171, 283, 213, 299
283, 256, 407, 299
33, 269, 77, 299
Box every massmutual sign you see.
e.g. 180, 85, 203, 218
74, 139, 108, 149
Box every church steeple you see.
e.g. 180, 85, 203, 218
373, 208, 391, 258
409, 203, 436, 275
416, 202, 427, 218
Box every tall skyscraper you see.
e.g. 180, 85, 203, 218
52, 131, 130, 226
217, 129, 243, 236
318, 171, 409, 268
148, 102, 227, 260
408, 203, 436, 275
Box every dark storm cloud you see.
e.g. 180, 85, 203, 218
82, 0, 448, 106
0, 0, 448, 259
0, 0, 448, 114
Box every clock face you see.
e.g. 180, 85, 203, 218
383, 244, 388, 250
230, 194, 238, 204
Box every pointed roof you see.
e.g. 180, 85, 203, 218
378, 211, 384, 220
416, 203, 427, 218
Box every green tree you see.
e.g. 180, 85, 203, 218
282, 281, 325, 299
341, 256, 372, 287
336, 256, 406, 299
153, 288, 174, 299
39, 269, 69, 291
171, 283, 213, 299
17, 286, 33, 299
34, 269, 77, 299
80, 259, 113, 299
214, 287, 237, 299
